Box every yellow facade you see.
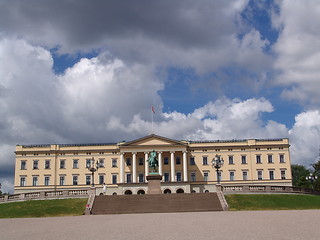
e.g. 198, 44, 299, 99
14, 134, 292, 194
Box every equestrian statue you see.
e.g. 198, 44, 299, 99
147, 150, 159, 173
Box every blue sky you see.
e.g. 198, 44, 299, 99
1, 0, 320, 193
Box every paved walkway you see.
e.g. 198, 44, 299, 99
1, 210, 320, 240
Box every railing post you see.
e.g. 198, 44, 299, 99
20, 193, 25, 200
266, 186, 271, 192
88, 187, 96, 196
243, 185, 249, 192
215, 184, 222, 192
40, 191, 46, 199
4, 195, 9, 202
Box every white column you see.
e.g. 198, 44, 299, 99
170, 151, 175, 182
183, 151, 188, 182
120, 153, 125, 183
158, 152, 162, 176
145, 152, 149, 182
132, 152, 137, 183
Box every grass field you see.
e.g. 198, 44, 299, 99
0, 198, 87, 218
225, 194, 320, 211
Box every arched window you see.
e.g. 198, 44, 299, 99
163, 189, 171, 194
176, 188, 184, 193
137, 189, 145, 195
124, 190, 132, 195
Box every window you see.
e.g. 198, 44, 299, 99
73, 175, 78, 185
241, 155, 247, 164
86, 175, 91, 185
112, 159, 117, 167
230, 172, 235, 181
202, 156, 208, 165
176, 172, 182, 182
279, 154, 285, 163
190, 157, 195, 165
268, 155, 273, 163
126, 173, 132, 183
242, 171, 248, 181
60, 160, 65, 169
281, 170, 286, 180
257, 171, 263, 180
99, 175, 104, 185
60, 176, 65, 186
204, 172, 209, 182
44, 176, 50, 186
20, 177, 26, 187
139, 157, 144, 165
139, 173, 144, 183
164, 173, 169, 182
32, 176, 38, 186
164, 157, 169, 165
99, 158, 105, 168
256, 155, 261, 164
86, 159, 91, 168
33, 160, 39, 169
112, 174, 117, 184
176, 157, 181, 165
21, 161, 26, 170
126, 158, 131, 166
190, 172, 196, 182
228, 156, 234, 165
269, 170, 274, 180
45, 160, 50, 169
73, 159, 79, 169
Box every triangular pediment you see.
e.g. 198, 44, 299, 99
121, 134, 187, 147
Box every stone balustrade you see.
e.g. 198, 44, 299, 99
0, 189, 89, 203
222, 185, 320, 195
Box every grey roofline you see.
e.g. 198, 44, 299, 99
17, 137, 288, 148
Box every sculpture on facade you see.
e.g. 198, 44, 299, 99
148, 150, 158, 173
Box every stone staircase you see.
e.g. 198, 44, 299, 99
91, 193, 223, 215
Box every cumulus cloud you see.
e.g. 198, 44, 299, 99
289, 110, 320, 166
272, 0, 320, 105
0, 0, 272, 90
186, 98, 288, 140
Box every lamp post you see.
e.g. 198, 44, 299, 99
306, 173, 318, 190
211, 154, 224, 184
87, 157, 100, 187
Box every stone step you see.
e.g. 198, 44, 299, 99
91, 193, 223, 214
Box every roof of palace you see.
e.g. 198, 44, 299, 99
17, 134, 287, 148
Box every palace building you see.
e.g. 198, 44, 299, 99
14, 134, 292, 195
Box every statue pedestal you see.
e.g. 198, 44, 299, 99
147, 174, 162, 194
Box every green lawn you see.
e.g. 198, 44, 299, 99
0, 198, 87, 218
225, 194, 320, 211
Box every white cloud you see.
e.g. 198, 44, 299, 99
272, 0, 320, 105
289, 110, 320, 166
186, 98, 286, 140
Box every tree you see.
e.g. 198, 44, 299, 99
291, 164, 310, 188
311, 160, 320, 190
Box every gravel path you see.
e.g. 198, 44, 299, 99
1, 210, 320, 240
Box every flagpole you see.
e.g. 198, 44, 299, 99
151, 106, 154, 134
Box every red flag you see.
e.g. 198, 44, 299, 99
152, 106, 155, 114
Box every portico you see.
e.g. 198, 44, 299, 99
118, 135, 189, 183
